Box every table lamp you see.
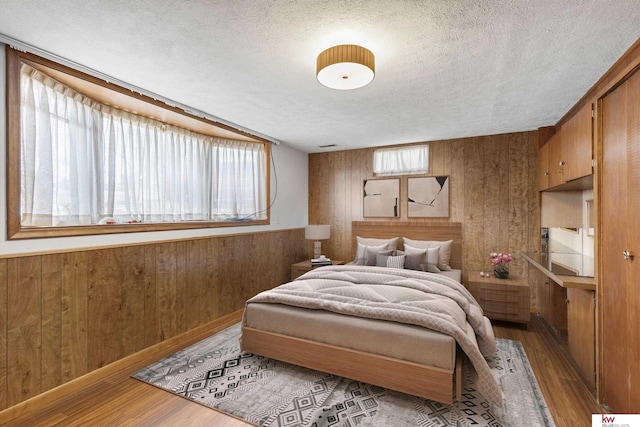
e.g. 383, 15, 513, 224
305, 224, 331, 259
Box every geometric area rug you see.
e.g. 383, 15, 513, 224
132, 323, 555, 427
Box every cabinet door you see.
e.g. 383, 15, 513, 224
536, 272, 550, 318
561, 103, 593, 182
567, 288, 595, 389
537, 142, 550, 191
548, 280, 567, 336
547, 131, 564, 188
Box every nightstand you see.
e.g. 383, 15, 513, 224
291, 260, 344, 280
466, 271, 530, 329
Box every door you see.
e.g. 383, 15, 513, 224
601, 68, 640, 413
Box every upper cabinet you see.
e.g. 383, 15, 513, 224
537, 140, 550, 190
538, 103, 594, 191
561, 103, 594, 182
548, 131, 564, 188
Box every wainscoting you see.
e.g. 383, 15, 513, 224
309, 131, 541, 283
0, 228, 305, 410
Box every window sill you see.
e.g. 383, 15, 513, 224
8, 219, 270, 240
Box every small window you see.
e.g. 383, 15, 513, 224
6, 48, 270, 239
373, 144, 429, 175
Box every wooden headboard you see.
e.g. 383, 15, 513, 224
351, 221, 463, 270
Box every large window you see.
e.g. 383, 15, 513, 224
6, 49, 270, 239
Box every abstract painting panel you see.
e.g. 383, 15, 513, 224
363, 178, 399, 218
407, 176, 450, 217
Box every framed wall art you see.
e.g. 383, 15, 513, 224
407, 176, 450, 218
363, 178, 399, 218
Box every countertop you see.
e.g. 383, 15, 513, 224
520, 251, 596, 291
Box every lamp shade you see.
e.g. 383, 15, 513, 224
316, 44, 375, 90
305, 224, 331, 240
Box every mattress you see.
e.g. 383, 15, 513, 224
244, 302, 471, 370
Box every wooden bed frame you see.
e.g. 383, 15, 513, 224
241, 221, 465, 404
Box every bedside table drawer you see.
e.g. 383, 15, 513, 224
480, 298, 527, 312
466, 272, 530, 327
471, 285, 526, 303
483, 308, 529, 323
472, 289, 522, 302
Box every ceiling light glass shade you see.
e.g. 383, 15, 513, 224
316, 44, 375, 90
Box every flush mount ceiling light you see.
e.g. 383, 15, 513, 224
316, 44, 375, 90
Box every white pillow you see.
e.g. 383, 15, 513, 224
402, 237, 453, 271
402, 244, 441, 273
356, 236, 399, 252
354, 242, 390, 265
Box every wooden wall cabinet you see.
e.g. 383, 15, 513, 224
537, 141, 550, 191
547, 131, 564, 189
539, 103, 593, 191
560, 103, 593, 182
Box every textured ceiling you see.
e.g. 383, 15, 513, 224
1, 0, 640, 153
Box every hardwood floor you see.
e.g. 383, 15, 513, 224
0, 310, 602, 427
492, 316, 603, 426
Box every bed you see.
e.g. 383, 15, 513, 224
240, 222, 501, 405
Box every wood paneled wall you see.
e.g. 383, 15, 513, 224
309, 131, 540, 284
0, 228, 305, 410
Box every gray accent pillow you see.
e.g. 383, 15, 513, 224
403, 237, 453, 271
367, 248, 392, 266
376, 252, 391, 267
402, 244, 441, 273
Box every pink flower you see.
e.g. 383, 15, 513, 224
490, 252, 512, 268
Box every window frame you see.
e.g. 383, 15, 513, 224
6, 48, 271, 240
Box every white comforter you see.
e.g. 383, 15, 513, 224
244, 265, 503, 406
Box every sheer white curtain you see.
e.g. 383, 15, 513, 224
373, 144, 429, 175
20, 64, 267, 227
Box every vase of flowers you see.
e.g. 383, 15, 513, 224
490, 252, 512, 279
